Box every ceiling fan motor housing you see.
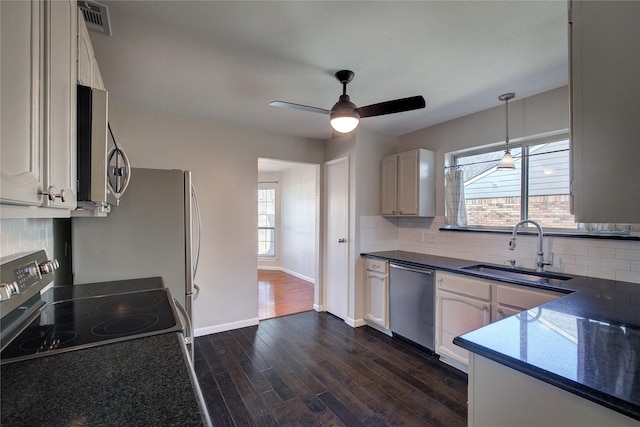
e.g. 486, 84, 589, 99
330, 94, 359, 118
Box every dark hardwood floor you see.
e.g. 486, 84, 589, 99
194, 311, 468, 426
258, 270, 314, 320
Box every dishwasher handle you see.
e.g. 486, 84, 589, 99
390, 263, 434, 275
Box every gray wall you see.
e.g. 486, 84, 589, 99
108, 105, 324, 334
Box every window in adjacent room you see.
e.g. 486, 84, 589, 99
257, 183, 277, 257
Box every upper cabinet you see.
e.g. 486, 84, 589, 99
44, 0, 78, 210
381, 148, 435, 217
569, 1, 640, 223
1, 0, 78, 217
1, 1, 45, 208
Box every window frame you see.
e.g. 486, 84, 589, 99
450, 131, 577, 232
257, 182, 278, 258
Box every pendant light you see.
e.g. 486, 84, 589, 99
497, 93, 516, 170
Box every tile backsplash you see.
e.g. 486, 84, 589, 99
1, 218, 54, 259
360, 215, 640, 284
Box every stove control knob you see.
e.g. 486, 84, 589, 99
39, 259, 59, 275
0, 282, 18, 301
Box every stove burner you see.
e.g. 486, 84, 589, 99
19, 330, 77, 352
91, 315, 160, 336
96, 294, 163, 313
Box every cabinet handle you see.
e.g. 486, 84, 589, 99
39, 186, 67, 203
338, 238, 346, 243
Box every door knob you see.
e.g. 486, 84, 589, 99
338, 238, 346, 243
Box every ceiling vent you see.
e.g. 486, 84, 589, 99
78, 1, 112, 36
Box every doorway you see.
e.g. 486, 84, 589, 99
257, 158, 320, 320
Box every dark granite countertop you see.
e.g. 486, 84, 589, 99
1, 277, 211, 426
362, 250, 640, 421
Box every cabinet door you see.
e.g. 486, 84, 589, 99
365, 270, 388, 328
436, 290, 490, 366
570, 1, 640, 223
43, 0, 77, 209
0, 0, 44, 207
396, 150, 419, 215
380, 155, 397, 215
495, 304, 521, 321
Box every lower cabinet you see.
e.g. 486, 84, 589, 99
436, 271, 491, 370
363, 258, 389, 329
494, 284, 562, 320
468, 354, 639, 427
436, 271, 564, 371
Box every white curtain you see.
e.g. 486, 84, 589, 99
445, 168, 467, 226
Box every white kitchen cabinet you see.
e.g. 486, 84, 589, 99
1, 0, 45, 208
569, 1, 640, 223
436, 270, 566, 371
468, 354, 639, 427
77, 11, 104, 90
380, 155, 397, 215
1, 0, 78, 217
436, 271, 491, 371
495, 284, 562, 320
43, 0, 77, 210
363, 258, 389, 329
381, 148, 435, 217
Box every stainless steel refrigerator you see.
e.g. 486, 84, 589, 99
71, 168, 201, 359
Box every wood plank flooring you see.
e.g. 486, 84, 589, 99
194, 311, 468, 426
258, 270, 314, 320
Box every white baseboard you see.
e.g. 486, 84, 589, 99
363, 319, 393, 336
194, 317, 259, 337
348, 317, 366, 328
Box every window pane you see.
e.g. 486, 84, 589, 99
527, 140, 574, 228
456, 148, 522, 227
258, 228, 275, 257
257, 187, 276, 257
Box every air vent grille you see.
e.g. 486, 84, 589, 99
78, 1, 112, 36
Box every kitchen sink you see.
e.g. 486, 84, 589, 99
460, 264, 572, 287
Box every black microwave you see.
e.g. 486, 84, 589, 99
76, 84, 130, 212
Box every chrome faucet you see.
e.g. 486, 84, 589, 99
508, 219, 553, 272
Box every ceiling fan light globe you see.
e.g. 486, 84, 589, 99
497, 150, 516, 170
330, 116, 359, 133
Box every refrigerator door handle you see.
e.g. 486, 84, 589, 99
174, 298, 194, 364
191, 185, 201, 278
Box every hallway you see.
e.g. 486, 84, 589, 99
258, 270, 314, 320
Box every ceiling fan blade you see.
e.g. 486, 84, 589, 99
355, 96, 426, 118
269, 101, 330, 115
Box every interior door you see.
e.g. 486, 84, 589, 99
325, 157, 349, 320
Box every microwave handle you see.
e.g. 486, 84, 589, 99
107, 145, 131, 200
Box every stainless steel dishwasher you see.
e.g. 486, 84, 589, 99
389, 263, 435, 351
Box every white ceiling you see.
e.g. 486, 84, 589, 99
90, 1, 569, 141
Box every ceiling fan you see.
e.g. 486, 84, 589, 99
270, 70, 426, 134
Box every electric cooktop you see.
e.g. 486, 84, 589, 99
1, 288, 182, 364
